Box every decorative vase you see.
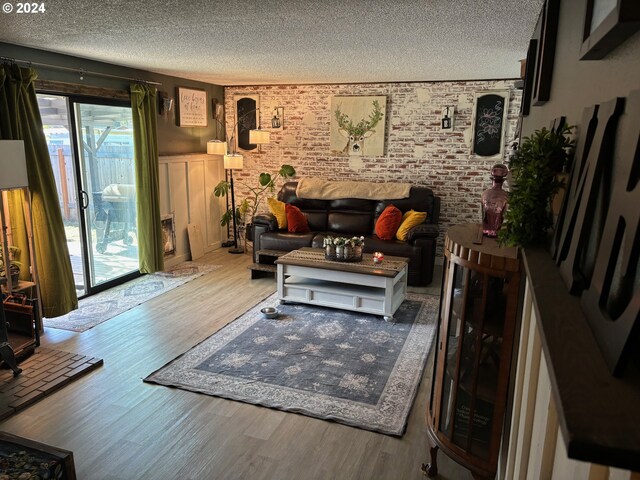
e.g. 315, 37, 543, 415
335, 245, 345, 260
325, 244, 336, 260
481, 164, 509, 237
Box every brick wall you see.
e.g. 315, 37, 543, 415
224, 81, 521, 256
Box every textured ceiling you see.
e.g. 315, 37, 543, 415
0, 0, 544, 86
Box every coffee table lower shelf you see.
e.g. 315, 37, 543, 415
277, 264, 407, 321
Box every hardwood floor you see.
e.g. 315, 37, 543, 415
0, 249, 472, 480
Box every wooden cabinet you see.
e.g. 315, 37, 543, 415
423, 224, 521, 480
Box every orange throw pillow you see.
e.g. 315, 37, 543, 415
285, 204, 310, 233
375, 204, 403, 240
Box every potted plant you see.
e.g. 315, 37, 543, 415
498, 125, 574, 247
0, 245, 22, 286
213, 164, 296, 241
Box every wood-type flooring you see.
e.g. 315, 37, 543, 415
0, 249, 472, 479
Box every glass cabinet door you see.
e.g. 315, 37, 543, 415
425, 224, 521, 480
439, 264, 509, 460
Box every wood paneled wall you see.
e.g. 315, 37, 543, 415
158, 154, 226, 266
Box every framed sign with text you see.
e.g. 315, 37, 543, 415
176, 87, 207, 127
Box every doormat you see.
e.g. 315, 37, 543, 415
44, 262, 221, 333
0, 347, 103, 420
145, 293, 438, 436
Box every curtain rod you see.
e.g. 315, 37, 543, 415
1, 56, 162, 86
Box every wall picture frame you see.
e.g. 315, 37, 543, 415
330, 95, 386, 156
521, 39, 538, 116
176, 87, 207, 127
532, 0, 560, 106
470, 90, 510, 158
580, 0, 640, 60
161, 214, 176, 256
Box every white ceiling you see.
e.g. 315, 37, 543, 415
0, 0, 544, 86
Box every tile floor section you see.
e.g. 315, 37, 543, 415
0, 348, 103, 420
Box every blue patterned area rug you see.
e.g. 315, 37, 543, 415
44, 262, 221, 333
144, 292, 439, 435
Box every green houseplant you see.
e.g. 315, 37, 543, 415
213, 164, 296, 237
498, 125, 574, 247
0, 245, 22, 285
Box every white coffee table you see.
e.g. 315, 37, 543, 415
275, 247, 409, 321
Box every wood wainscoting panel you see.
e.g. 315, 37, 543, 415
159, 154, 225, 266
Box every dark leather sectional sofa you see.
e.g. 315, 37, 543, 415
252, 182, 441, 286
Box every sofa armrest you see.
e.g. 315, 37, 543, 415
253, 213, 278, 231
407, 223, 439, 242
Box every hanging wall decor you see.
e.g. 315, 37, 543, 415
532, 0, 560, 105
271, 107, 284, 131
176, 87, 207, 127
161, 213, 176, 256
234, 95, 259, 151
330, 96, 386, 156
522, 39, 538, 116
580, 0, 640, 60
470, 91, 510, 158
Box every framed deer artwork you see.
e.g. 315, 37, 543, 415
330, 96, 386, 156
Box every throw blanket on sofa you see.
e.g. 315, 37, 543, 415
296, 178, 411, 200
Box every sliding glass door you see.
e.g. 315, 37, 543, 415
38, 94, 139, 297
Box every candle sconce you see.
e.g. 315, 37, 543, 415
271, 107, 284, 131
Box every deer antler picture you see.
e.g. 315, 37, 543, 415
330, 96, 386, 156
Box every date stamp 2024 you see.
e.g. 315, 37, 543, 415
2, 2, 46, 13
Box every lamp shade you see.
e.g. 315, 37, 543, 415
249, 129, 271, 144
207, 140, 228, 155
0, 140, 29, 189
224, 153, 243, 170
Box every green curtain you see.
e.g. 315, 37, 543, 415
0, 64, 78, 317
130, 84, 164, 273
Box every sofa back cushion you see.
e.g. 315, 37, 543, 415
328, 212, 372, 235
277, 182, 439, 234
326, 197, 374, 234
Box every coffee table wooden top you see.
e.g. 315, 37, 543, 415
275, 248, 409, 278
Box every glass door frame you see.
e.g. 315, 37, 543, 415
39, 91, 141, 297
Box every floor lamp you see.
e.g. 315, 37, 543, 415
208, 139, 245, 254
223, 153, 244, 254
207, 106, 270, 254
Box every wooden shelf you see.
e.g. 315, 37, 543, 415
1, 280, 36, 294
523, 247, 640, 472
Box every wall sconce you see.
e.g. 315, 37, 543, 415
212, 98, 224, 120
158, 91, 174, 116
271, 107, 284, 130
440, 106, 454, 131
